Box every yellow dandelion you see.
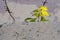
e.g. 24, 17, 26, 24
39, 6, 48, 11
40, 11, 49, 17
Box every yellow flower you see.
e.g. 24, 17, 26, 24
39, 6, 48, 11
40, 11, 49, 17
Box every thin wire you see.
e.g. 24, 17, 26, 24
43, 0, 47, 6
4, 0, 15, 24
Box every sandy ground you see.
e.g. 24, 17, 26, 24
0, 0, 60, 40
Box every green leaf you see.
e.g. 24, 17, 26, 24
33, 9, 39, 12
30, 18, 36, 22
33, 13, 41, 17
25, 18, 32, 22
40, 17, 48, 22
25, 18, 36, 22
25, 18, 32, 21
33, 13, 38, 17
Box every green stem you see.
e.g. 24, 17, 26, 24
41, 16, 43, 21
37, 13, 40, 22
40, 16, 48, 21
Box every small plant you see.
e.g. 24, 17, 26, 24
25, 0, 49, 22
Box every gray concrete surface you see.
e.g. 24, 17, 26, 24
0, 0, 60, 40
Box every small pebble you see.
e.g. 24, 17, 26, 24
0, 25, 3, 28
22, 37, 27, 39
37, 34, 39, 37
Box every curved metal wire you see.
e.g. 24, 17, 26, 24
4, 0, 15, 24
43, 0, 47, 6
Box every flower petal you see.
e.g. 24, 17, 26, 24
39, 6, 48, 11
41, 11, 49, 16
